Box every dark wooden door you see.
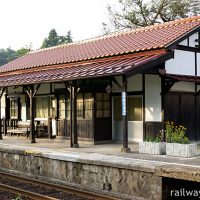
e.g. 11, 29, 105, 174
164, 93, 179, 125
164, 93, 196, 141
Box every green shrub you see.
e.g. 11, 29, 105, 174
165, 121, 190, 144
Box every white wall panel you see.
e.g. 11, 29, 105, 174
179, 39, 187, 46
171, 82, 195, 92
189, 32, 198, 47
36, 83, 50, 94
145, 75, 162, 122
127, 74, 142, 91
165, 50, 195, 75
21, 95, 27, 121
197, 53, 200, 76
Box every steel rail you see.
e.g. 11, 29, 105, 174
0, 183, 57, 200
0, 172, 119, 200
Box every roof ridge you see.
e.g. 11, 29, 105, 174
29, 15, 200, 54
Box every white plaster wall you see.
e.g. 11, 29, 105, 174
171, 82, 195, 92
112, 76, 122, 93
112, 75, 142, 92
179, 39, 187, 46
36, 84, 50, 94
21, 95, 27, 121
189, 32, 198, 48
1, 94, 6, 118
197, 53, 200, 76
127, 74, 142, 92
165, 50, 195, 75
53, 83, 65, 91
145, 75, 162, 122
7, 86, 23, 93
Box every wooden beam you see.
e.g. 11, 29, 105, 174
121, 75, 130, 153
70, 81, 79, 148
25, 85, 36, 143
0, 87, 6, 140
176, 45, 200, 53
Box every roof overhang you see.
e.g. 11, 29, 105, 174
0, 50, 172, 88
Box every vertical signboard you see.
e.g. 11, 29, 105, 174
122, 92, 126, 116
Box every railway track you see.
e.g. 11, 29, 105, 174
0, 172, 119, 200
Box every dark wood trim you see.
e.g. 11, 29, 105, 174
125, 51, 174, 78
0, 87, 6, 139
25, 85, 36, 143
121, 75, 130, 152
142, 74, 146, 140
176, 45, 200, 53
187, 37, 190, 46
166, 26, 200, 49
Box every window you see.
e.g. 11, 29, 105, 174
128, 97, 142, 121
114, 96, 142, 121
84, 93, 92, 120
58, 95, 65, 119
77, 93, 93, 120
58, 95, 70, 119
96, 93, 110, 118
10, 98, 18, 119
35, 96, 49, 118
77, 93, 84, 118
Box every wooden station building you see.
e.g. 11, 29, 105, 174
0, 16, 200, 150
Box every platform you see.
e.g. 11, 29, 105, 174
0, 136, 200, 199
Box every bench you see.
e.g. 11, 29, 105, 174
7, 121, 30, 138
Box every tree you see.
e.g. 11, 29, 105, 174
103, 0, 200, 32
41, 29, 73, 49
0, 46, 31, 66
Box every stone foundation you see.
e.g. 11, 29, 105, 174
0, 148, 162, 200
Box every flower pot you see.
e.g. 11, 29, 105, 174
139, 141, 166, 155
166, 143, 198, 157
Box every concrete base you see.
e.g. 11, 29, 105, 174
166, 143, 198, 157
121, 147, 131, 153
139, 142, 166, 155
72, 143, 79, 148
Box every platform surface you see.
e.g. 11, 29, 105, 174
0, 136, 200, 181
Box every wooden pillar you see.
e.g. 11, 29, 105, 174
70, 81, 79, 148
29, 85, 36, 143
0, 87, 6, 139
3, 118, 7, 136
48, 117, 52, 139
121, 75, 130, 152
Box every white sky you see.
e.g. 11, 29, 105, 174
0, 0, 118, 50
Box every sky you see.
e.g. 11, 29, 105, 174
0, 0, 118, 50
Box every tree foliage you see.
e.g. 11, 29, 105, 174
103, 0, 200, 32
41, 29, 73, 49
0, 46, 30, 66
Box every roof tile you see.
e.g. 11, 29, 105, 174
1, 16, 200, 73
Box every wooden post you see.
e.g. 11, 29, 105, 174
121, 75, 130, 152
3, 118, 7, 136
29, 85, 36, 143
0, 87, 6, 139
70, 82, 79, 148
48, 117, 52, 139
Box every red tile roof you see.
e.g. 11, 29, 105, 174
1, 16, 200, 74
0, 50, 168, 86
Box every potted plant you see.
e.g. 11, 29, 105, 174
139, 131, 166, 155
165, 121, 198, 158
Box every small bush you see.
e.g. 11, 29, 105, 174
165, 121, 190, 144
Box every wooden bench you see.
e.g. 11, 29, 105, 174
7, 121, 30, 138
